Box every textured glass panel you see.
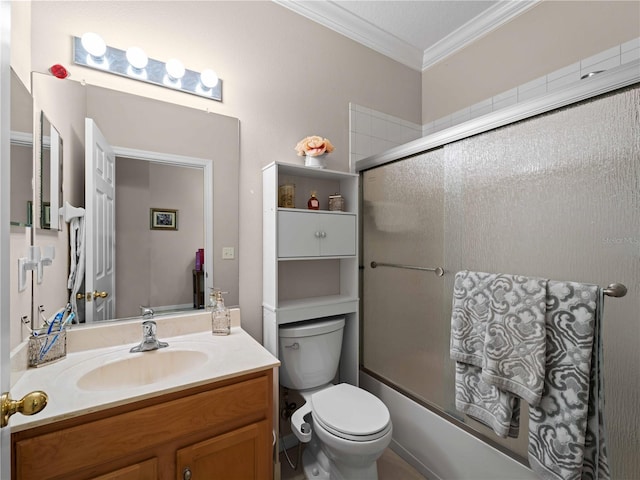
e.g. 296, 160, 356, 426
362, 149, 446, 407
362, 85, 639, 477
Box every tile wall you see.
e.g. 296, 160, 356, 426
348, 104, 423, 168
349, 37, 640, 165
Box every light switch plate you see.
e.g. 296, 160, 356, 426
222, 247, 235, 259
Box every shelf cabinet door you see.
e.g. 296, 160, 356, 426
278, 211, 356, 258
319, 213, 356, 256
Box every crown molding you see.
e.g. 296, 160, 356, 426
275, 0, 540, 73
274, 0, 423, 71
422, 0, 540, 71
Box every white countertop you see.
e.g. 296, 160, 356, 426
10, 327, 279, 433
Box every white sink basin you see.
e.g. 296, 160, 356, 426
76, 348, 209, 391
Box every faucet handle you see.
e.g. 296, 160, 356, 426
142, 320, 157, 338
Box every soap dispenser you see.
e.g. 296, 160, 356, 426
206, 288, 217, 313
211, 289, 231, 336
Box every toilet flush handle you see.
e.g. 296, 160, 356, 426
284, 342, 299, 350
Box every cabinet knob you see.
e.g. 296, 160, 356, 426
320, 231, 326, 238
183, 467, 192, 480
314, 231, 321, 238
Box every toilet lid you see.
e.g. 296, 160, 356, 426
312, 384, 391, 441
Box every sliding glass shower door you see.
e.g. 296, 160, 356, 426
361, 85, 640, 475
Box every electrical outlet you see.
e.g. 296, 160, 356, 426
222, 247, 235, 260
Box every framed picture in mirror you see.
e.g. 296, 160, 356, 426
150, 208, 178, 230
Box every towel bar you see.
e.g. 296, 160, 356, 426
370, 261, 444, 277
368, 264, 626, 297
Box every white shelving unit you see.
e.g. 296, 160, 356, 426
262, 161, 359, 386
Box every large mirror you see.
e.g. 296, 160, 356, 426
31, 72, 240, 325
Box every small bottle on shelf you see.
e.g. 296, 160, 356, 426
307, 191, 320, 210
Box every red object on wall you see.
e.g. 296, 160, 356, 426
49, 64, 69, 79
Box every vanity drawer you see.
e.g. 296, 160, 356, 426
13, 372, 272, 479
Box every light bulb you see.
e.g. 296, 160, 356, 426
165, 58, 185, 80
126, 46, 148, 70
200, 69, 219, 89
81, 32, 107, 58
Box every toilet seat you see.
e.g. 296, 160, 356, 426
311, 384, 391, 442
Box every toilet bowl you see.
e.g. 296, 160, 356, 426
279, 318, 392, 479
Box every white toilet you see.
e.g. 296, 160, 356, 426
279, 317, 392, 479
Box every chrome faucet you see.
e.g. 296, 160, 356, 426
130, 320, 169, 353
140, 305, 155, 319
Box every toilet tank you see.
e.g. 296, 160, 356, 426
278, 318, 345, 390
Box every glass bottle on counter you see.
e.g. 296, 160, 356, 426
307, 191, 320, 210
211, 290, 231, 336
206, 288, 216, 313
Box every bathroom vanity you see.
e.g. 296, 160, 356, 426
9, 315, 279, 480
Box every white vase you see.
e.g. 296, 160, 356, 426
304, 153, 327, 169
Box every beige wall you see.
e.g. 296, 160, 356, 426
27, 1, 422, 341
422, 0, 640, 123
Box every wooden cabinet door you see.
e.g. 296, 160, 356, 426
176, 420, 271, 480
90, 458, 158, 480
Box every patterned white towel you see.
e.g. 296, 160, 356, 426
452, 273, 610, 478
451, 270, 517, 436
528, 282, 610, 480
450, 270, 498, 367
482, 274, 547, 405
451, 270, 547, 437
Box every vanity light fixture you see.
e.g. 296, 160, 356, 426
125, 46, 148, 71
165, 58, 186, 81
73, 33, 222, 102
200, 69, 219, 89
81, 32, 107, 59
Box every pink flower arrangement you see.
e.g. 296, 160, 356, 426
295, 136, 335, 157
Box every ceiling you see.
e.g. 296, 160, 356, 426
275, 0, 538, 71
